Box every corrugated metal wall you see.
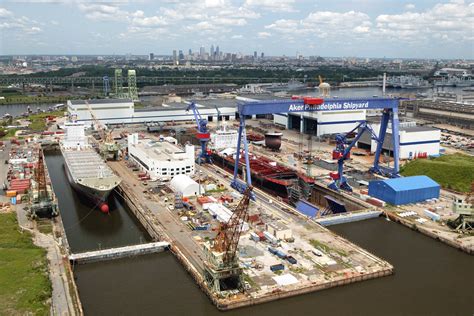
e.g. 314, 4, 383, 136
368, 177, 440, 205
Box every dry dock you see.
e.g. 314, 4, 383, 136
108, 160, 394, 310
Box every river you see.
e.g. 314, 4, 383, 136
44, 152, 150, 253
73, 218, 473, 316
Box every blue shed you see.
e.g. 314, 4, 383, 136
296, 200, 319, 217
368, 175, 440, 205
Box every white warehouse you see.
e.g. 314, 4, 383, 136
358, 122, 441, 159
67, 99, 134, 127
127, 133, 195, 181
170, 174, 204, 197
67, 98, 236, 126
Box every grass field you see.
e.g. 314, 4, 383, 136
0, 95, 70, 105
0, 213, 51, 315
400, 154, 474, 193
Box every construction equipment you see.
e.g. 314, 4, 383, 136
328, 117, 400, 192
204, 186, 253, 294
186, 102, 212, 164
85, 100, 120, 160
29, 148, 58, 218
448, 182, 474, 231
213, 186, 253, 264
231, 97, 402, 194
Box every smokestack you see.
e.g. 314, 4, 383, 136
383, 73, 386, 96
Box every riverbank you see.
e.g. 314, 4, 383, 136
0, 212, 51, 315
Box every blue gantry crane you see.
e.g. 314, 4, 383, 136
231, 97, 402, 194
186, 102, 212, 164
328, 120, 395, 192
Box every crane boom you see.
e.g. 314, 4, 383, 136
212, 186, 253, 265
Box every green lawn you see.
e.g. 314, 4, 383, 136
0, 213, 51, 315
400, 154, 474, 193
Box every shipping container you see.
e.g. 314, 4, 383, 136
268, 247, 278, 255
275, 249, 287, 259
270, 264, 285, 272
6, 190, 17, 197
250, 232, 260, 242
264, 231, 278, 244
286, 256, 297, 264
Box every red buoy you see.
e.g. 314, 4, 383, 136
100, 203, 109, 213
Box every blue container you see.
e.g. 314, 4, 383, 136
275, 250, 287, 259
268, 247, 277, 255
270, 264, 285, 272
368, 175, 440, 205
287, 256, 297, 264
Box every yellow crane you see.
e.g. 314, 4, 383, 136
84, 100, 119, 160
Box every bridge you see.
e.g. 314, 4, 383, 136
0, 76, 312, 86
69, 241, 170, 264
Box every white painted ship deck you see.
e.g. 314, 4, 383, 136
63, 149, 115, 179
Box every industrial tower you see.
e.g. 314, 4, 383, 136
203, 186, 253, 294
114, 69, 125, 98
29, 148, 58, 218
127, 70, 139, 101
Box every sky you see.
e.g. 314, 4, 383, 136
0, 0, 473, 59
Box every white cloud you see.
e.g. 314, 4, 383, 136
0, 7, 42, 35
0, 8, 13, 18
257, 31, 271, 38
75, 0, 259, 41
245, 0, 296, 12
265, 1, 473, 45
375, 0, 473, 42
77, 3, 127, 21
266, 10, 372, 39
231, 34, 243, 39
405, 3, 415, 10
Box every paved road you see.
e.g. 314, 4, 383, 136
16, 205, 77, 316
109, 161, 206, 272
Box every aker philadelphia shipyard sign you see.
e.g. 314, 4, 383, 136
288, 101, 370, 112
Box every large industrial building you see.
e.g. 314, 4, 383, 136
68, 97, 236, 126
236, 95, 367, 137
358, 122, 441, 159
68, 95, 368, 137
127, 133, 195, 181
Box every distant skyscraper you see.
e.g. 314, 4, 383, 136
178, 50, 184, 60
149, 53, 154, 61
173, 50, 177, 63
254, 51, 257, 59
188, 49, 192, 55
261, 52, 264, 59
210, 44, 215, 59
200, 46, 205, 57
215, 45, 220, 60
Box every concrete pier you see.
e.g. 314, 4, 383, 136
69, 241, 170, 264
315, 210, 382, 226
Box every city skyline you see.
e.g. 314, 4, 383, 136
0, 0, 473, 59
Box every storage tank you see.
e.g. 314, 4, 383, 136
265, 132, 283, 151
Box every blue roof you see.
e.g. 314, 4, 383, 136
381, 175, 439, 192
